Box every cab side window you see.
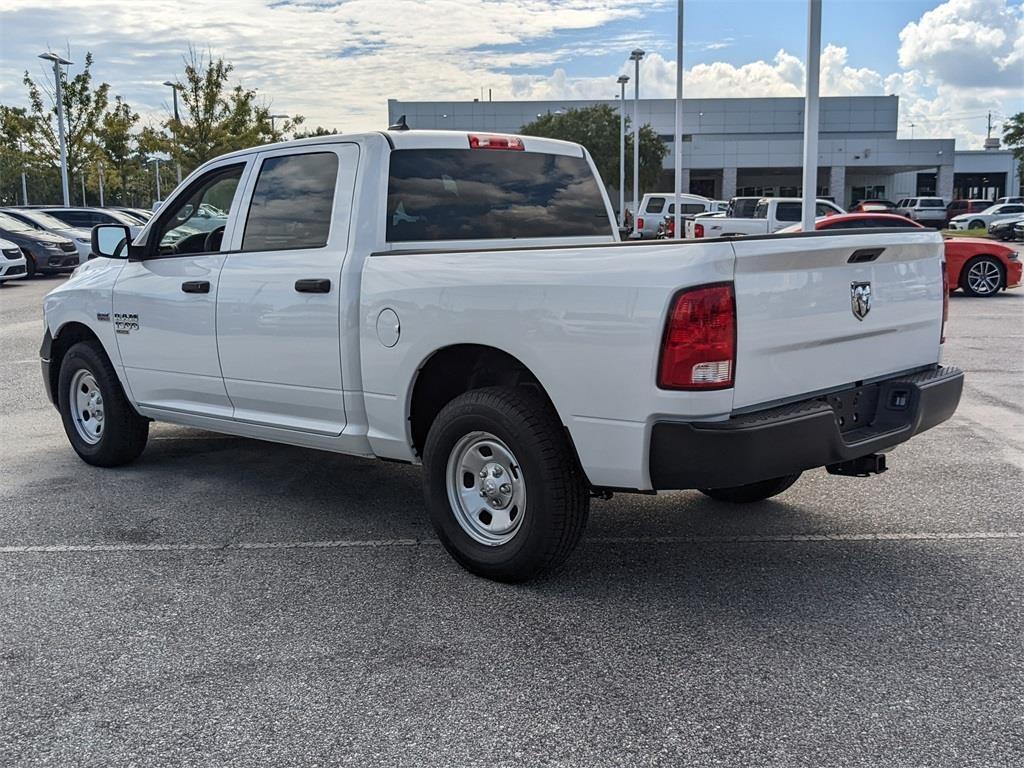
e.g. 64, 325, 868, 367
153, 164, 244, 257
241, 152, 339, 252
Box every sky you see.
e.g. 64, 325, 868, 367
1, 0, 1021, 149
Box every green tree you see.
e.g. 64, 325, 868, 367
161, 49, 303, 173
519, 104, 668, 202
22, 51, 110, 204
0, 105, 42, 205
1002, 112, 1024, 194
293, 125, 339, 139
96, 96, 139, 203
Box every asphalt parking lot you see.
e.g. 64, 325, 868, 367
1, 270, 1022, 767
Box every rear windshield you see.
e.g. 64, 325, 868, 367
386, 149, 610, 242
730, 199, 758, 218
645, 197, 666, 214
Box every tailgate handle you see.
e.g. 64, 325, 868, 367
848, 247, 884, 264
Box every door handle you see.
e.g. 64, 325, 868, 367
295, 278, 331, 293
181, 280, 211, 294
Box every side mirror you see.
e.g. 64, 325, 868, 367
91, 224, 132, 259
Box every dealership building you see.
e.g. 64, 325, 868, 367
388, 96, 1020, 210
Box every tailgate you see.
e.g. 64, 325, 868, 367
730, 231, 944, 410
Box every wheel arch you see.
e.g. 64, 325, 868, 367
46, 321, 110, 406
407, 344, 582, 469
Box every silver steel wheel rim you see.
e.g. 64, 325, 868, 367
70, 369, 104, 445
967, 260, 1001, 295
446, 431, 527, 547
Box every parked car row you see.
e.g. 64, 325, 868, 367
0, 206, 149, 280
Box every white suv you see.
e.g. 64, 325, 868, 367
894, 197, 946, 226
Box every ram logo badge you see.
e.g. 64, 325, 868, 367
850, 281, 872, 321
113, 313, 139, 334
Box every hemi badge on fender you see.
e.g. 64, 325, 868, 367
97, 312, 110, 322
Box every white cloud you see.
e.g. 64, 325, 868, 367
897, 0, 1024, 88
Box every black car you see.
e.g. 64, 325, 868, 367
0, 211, 79, 276
988, 217, 1024, 242
36, 206, 142, 229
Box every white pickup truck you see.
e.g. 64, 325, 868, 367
41, 130, 963, 582
686, 197, 845, 239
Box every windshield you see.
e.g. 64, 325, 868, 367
12, 210, 69, 230
0, 212, 35, 232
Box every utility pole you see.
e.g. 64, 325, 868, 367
673, 0, 684, 240
800, 0, 822, 232
630, 48, 645, 229
164, 81, 182, 184
617, 75, 629, 228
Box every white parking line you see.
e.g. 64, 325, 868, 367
0, 531, 1021, 554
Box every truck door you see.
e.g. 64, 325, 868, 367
215, 143, 358, 435
112, 160, 250, 417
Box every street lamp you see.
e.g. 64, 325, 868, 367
269, 113, 289, 136
39, 51, 73, 207
163, 80, 182, 184
629, 48, 645, 228
151, 157, 162, 203
617, 75, 629, 228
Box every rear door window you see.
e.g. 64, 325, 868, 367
386, 149, 610, 241
242, 152, 339, 251
775, 203, 802, 222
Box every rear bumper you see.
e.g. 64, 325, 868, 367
649, 366, 963, 490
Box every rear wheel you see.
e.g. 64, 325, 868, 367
422, 386, 589, 582
960, 255, 1004, 297
699, 473, 801, 504
57, 340, 149, 467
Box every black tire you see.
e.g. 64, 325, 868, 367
57, 340, 149, 467
23, 251, 36, 278
699, 473, 801, 503
422, 386, 589, 583
968, 219, 984, 230
959, 255, 1004, 297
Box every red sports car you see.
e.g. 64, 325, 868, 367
778, 213, 1022, 298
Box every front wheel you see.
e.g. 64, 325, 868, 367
699, 473, 801, 503
968, 219, 985, 230
422, 386, 589, 582
960, 256, 1004, 297
58, 340, 149, 467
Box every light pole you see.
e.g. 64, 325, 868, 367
270, 113, 289, 136
630, 48, 645, 228
800, 0, 822, 231
18, 137, 28, 205
98, 161, 104, 207
163, 81, 182, 184
152, 157, 162, 203
617, 75, 629, 228
39, 51, 73, 207
673, 2, 685, 240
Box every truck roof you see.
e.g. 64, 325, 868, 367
209, 129, 586, 164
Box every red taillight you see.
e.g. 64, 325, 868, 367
658, 283, 736, 390
468, 133, 524, 150
941, 261, 949, 344
694, 223, 704, 238
667, 218, 675, 236
637, 217, 645, 231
